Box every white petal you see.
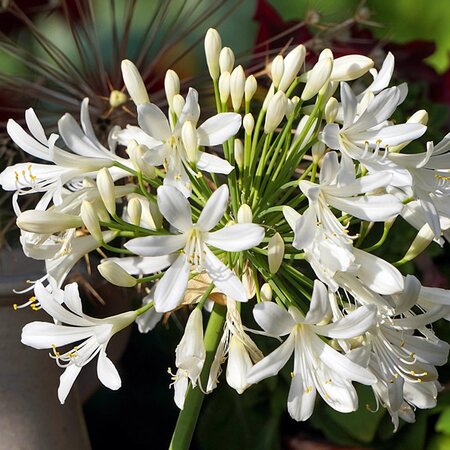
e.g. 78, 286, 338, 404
287, 374, 316, 421
97, 348, 122, 390
196, 152, 233, 174
21, 322, 95, 349
206, 224, 265, 252
154, 253, 190, 312
253, 301, 296, 336
304, 280, 330, 324
197, 185, 229, 231
63, 282, 84, 316
226, 336, 253, 394
315, 305, 376, 338
116, 125, 162, 149
351, 87, 400, 133
316, 370, 358, 413
293, 207, 317, 250
367, 123, 427, 146
178, 88, 200, 125
103, 255, 176, 275
318, 338, 376, 384
197, 113, 241, 146
7, 119, 51, 161
328, 194, 402, 222
58, 364, 82, 404
340, 82, 357, 126
203, 246, 247, 302
247, 333, 295, 384
34, 282, 90, 326
364, 52, 394, 94
157, 185, 193, 231
137, 103, 171, 141
283, 206, 302, 231
320, 123, 341, 150
58, 113, 110, 158
353, 248, 404, 295
125, 234, 186, 257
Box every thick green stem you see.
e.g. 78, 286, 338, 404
169, 303, 226, 450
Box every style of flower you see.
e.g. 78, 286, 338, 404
125, 185, 265, 312
21, 281, 137, 404
247, 280, 377, 421
116, 87, 240, 196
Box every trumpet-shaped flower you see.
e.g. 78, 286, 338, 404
125, 185, 265, 311
247, 281, 377, 421
0, 99, 132, 203
21, 281, 137, 404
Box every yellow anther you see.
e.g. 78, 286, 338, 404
13, 304, 18, 311
290, 371, 295, 379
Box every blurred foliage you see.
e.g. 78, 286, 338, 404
268, 0, 450, 72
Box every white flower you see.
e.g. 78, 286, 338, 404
0, 99, 132, 202
21, 281, 137, 404
247, 280, 377, 421
207, 299, 263, 394
321, 82, 426, 161
125, 185, 265, 312
388, 135, 450, 237
116, 88, 240, 196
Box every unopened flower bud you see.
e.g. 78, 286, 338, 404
244, 75, 257, 103
127, 197, 142, 226
262, 84, 275, 110
270, 55, 284, 89
312, 142, 326, 164
390, 110, 429, 153
109, 90, 127, 108
175, 308, 205, 385
325, 97, 339, 123
301, 57, 333, 101
243, 113, 254, 135
97, 168, 116, 216
278, 45, 306, 92
242, 263, 255, 299
149, 201, 163, 229
237, 204, 253, 223
98, 260, 137, 287
264, 91, 287, 133
204, 28, 222, 80
408, 109, 429, 125
234, 139, 244, 170
17, 210, 82, 234
165, 69, 180, 110
219, 71, 231, 104
286, 96, 299, 118
80, 200, 103, 242
260, 283, 273, 302
226, 335, 252, 394
331, 54, 374, 81
230, 65, 245, 112
268, 232, 284, 274
219, 47, 234, 74
126, 140, 155, 177
181, 120, 199, 163
172, 94, 185, 117
402, 224, 435, 262
121, 59, 149, 105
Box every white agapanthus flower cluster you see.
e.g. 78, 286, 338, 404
3, 27, 450, 440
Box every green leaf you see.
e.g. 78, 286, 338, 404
428, 433, 450, 450
436, 408, 450, 435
